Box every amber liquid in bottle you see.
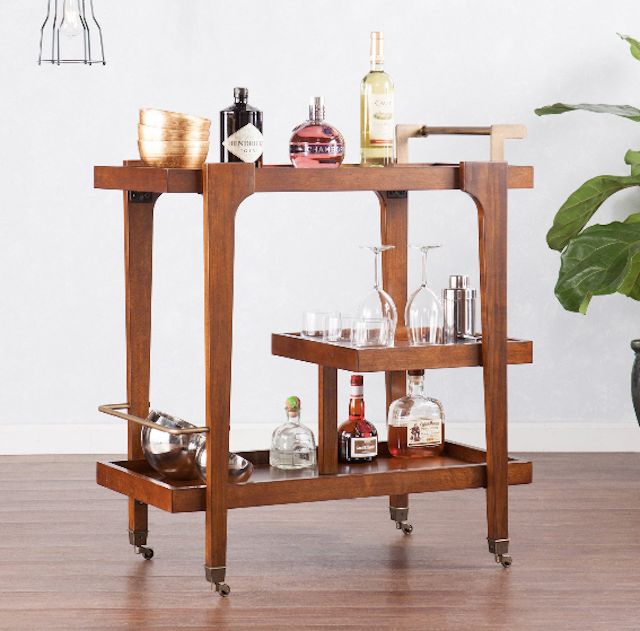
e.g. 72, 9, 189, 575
338, 375, 378, 463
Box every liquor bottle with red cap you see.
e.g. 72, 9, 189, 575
338, 375, 378, 462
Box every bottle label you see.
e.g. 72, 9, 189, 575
223, 123, 264, 163
368, 93, 394, 144
350, 436, 377, 458
407, 419, 442, 447
350, 385, 363, 398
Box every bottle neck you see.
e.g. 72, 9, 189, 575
408, 375, 424, 398
349, 385, 365, 420
287, 411, 301, 425
369, 59, 384, 72
234, 98, 247, 106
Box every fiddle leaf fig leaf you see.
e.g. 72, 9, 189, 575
624, 149, 640, 176
618, 33, 640, 61
546, 174, 640, 251
555, 220, 640, 313
535, 103, 640, 122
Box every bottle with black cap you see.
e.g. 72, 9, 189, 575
220, 87, 264, 166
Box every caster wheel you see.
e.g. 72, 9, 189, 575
497, 554, 512, 568
401, 523, 413, 535
136, 546, 154, 560
216, 583, 231, 597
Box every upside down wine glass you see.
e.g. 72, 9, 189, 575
356, 245, 398, 345
405, 245, 443, 345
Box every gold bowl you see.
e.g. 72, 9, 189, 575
139, 108, 211, 131
138, 140, 209, 168
138, 123, 210, 142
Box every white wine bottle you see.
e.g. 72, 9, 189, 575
360, 31, 395, 166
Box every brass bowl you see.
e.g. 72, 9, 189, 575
138, 123, 209, 142
138, 140, 209, 168
139, 108, 211, 131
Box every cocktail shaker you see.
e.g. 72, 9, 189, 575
443, 275, 477, 343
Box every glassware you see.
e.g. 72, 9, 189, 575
302, 311, 329, 338
339, 314, 357, 343
269, 396, 317, 470
60, 0, 82, 37
387, 369, 445, 458
290, 97, 345, 168
360, 31, 395, 166
352, 317, 390, 347
338, 375, 378, 462
220, 87, 264, 165
322, 312, 342, 342
356, 245, 397, 345
405, 245, 443, 345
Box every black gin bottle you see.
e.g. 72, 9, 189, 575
220, 87, 264, 166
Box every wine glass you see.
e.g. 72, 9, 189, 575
405, 245, 443, 345
356, 245, 398, 345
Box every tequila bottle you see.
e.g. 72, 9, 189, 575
270, 396, 317, 470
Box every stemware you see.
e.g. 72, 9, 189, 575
356, 245, 398, 345
405, 245, 443, 345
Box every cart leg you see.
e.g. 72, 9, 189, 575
123, 187, 158, 559
461, 162, 511, 568
203, 163, 255, 595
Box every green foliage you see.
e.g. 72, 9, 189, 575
536, 33, 640, 313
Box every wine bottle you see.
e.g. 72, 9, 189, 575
360, 32, 395, 166
220, 87, 264, 166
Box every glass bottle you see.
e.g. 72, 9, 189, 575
220, 87, 264, 166
360, 31, 395, 166
290, 97, 345, 168
269, 396, 317, 470
387, 370, 445, 458
338, 375, 378, 462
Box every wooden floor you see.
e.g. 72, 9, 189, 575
0, 454, 638, 630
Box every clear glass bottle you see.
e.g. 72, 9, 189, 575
338, 375, 378, 462
387, 370, 445, 458
269, 396, 317, 470
360, 31, 395, 166
290, 97, 345, 168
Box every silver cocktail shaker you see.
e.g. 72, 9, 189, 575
443, 275, 477, 343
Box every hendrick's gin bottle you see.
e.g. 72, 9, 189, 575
220, 87, 264, 166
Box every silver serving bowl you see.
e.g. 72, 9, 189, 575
194, 436, 254, 484
141, 410, 200, 480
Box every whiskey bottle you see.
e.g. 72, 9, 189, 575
387, 370, 445, 458
338, 375, 378, 462
220, 87, 264, 166
269, 396, 317, 470
360, 31, 395, 166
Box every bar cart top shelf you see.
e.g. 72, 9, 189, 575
94, 162, 534, 194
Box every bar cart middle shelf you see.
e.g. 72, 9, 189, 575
94, 156, 534, 596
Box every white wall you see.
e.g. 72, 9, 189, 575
2, 0, 640, 454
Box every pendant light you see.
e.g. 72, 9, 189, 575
38, 0, 105, 65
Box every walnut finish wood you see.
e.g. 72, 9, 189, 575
94, 163, 533, 194
123, 185, 158, 540
202, 163, 255, 576
461, 162, 509, 546
318, 367, 338, 475
96, 442, 531, 513
272, 333, 532, 372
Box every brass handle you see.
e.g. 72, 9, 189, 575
395, 123, 527, 164
98, 403, 209, 435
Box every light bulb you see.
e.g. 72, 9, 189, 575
60, 0, 82, 38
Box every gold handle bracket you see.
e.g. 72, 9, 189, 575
98, 403, 209, 435
395, 123, 527, 164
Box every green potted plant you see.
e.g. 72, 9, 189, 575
536, 33, 640, 424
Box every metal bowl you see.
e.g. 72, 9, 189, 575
138, 140, 209, 168
138, 123, 210, 142
194, 437, 254, 484
139, 108, 211, 131
141, 410, 200, 480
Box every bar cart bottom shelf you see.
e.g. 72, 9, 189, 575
96, 441, 532, 513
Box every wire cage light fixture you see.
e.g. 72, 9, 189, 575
38, 0, 105, 65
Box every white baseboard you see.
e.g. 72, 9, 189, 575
1, 421, 639, 455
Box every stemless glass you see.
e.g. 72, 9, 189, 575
322, 312, 342, 342
405, 245, 443, 345
356, 245, 398, 345
302, 311, 328, 338
352, 317, 390, 347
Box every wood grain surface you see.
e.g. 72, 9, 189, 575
1, 453, 638, 630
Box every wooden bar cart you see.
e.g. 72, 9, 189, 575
94, 127, 533, 595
